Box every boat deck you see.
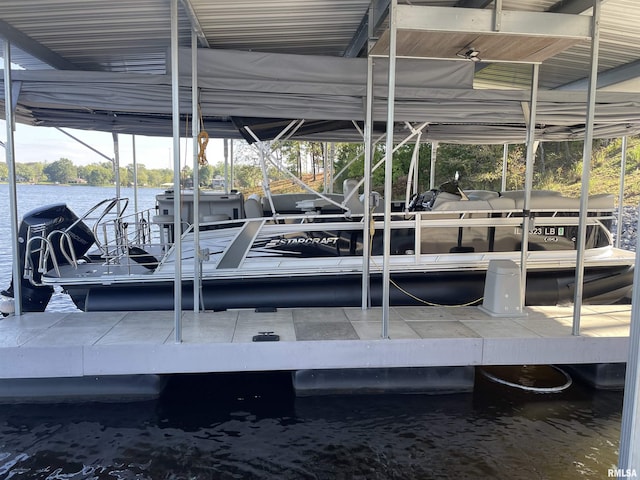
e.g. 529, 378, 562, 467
0, 304, 632, 379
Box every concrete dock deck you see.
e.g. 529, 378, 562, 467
0, 305, 632, 379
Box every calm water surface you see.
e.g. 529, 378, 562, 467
0, 184, 626, 479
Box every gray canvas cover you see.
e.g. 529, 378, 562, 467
2, 48, 640, 142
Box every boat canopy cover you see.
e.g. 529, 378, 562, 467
2, 48, 640, 143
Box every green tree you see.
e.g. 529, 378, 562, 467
134, 164, 150, 186
84, 163, 113, 185
43, 157, 77, 184
234, 163, 263, 190
19, 162, 46, 183
15, 163, 39, 183
198, 164, 215, 187
146, 168, 173, 187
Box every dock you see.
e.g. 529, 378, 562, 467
0, 305, 630, 379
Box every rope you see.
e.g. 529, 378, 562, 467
197, 131, 209, 166
367, 211, 483, 307
196, 105, 209, 166
479, 366, 573, 393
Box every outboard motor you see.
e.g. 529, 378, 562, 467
1, 204, 95, 313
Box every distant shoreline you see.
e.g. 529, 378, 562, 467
0, 181, 158, 188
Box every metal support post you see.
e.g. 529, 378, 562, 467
519, 64, 539, 309
112, 133, 121, 215
616, 136, 628, 248
171, 0, 183, 341
381, 0, 398, 338
572, 0, 601, 336
361, 4, 375, 310
618, 205, 640, 472
191, 30, 202, 313
501, 144, 508, 192
224, 139, 229, 194
429, 142, 438, 189
229, 140, 234, 192
3, 39, 22, 315
132, 135, 139, 214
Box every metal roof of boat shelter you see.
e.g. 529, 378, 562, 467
0, 0, 638, 89
0, 0, 640, 143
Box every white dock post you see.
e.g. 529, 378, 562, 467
618, 204, 640, 474
2, 38, 22, 315
170, 0, 182, 342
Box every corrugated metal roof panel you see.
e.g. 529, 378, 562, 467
475, 0, 640, 90
2, 0, 192, 73
190, 0, 371, 55
0, 0, 639, 91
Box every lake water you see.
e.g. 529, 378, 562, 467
0, 184, 627, 479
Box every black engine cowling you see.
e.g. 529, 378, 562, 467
2, 204, 95, 312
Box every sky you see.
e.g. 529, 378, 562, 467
1, 120, 226, 170
0, 59, 230, 170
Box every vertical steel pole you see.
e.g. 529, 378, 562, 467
429, 142, 438, 189
171, 0, 183, 341
3, 39, 21, 315
223, 139, 229, 194
616, 136, 628, 248
191, 29, 201, 313
132, 135, 139, 214
361, 5, 375, 310
501, 144, 508, 192
618, 204, 640, 472
329, 143, 335, 193
572, 0, 601, 336
382, 0, 398, 338
413, 141, 420, 197
519, 64, 539, 309
323, 143, 328, 193
229, 140, 234, 191
112, 133, 121, 215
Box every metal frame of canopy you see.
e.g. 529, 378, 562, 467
1, 0, 639, 471
1, 1, 628, 330
365, 1, 597, 337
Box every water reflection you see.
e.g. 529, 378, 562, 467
0, 185, 625, 479
0, 371, 623, 479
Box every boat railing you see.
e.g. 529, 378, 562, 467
412, 208, 614, 227
92, 207, 174, 270
83, 203, 616, 273
23, 227, 82, 283
174, 206, 613, 234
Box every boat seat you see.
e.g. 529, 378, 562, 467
343, 178, 364, 215
432, 193, 492, 212
500, 190, 562, 200
496, 191, 614, 211
588, 193, 614, 210
430, 192, 461, 210
465, 190, 500, 201
244, 194, 263, 218
487, 197, 516, 210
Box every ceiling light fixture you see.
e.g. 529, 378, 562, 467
456, 46, 481, 62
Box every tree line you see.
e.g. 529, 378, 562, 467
0, 157, 250, 188
2, 137, 638, 198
